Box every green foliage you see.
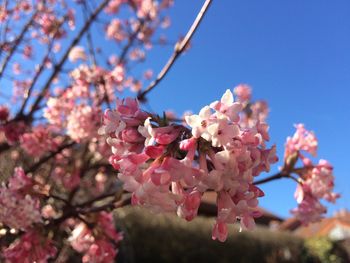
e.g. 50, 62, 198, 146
305, 237, 344, 263
114, 206, 318, 263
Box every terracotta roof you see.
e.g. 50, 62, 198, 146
280, 210, 350, 240
198, 192, 284, 225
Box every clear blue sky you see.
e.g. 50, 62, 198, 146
2, 1, 348, 219
140, 0, 350, 218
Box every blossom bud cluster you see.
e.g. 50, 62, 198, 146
2, 230, 57, 263
0, 168, 41, 230
285, 124, 339, 224
101, 90, 278, 241
68, 212, 123, 263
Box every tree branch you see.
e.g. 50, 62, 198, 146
27, 0, 111, 118
18, 18, 67, 116
253, 171, 301, 185
0, 9, 38, 79
25, 141, 76, 174
137, 0, 213, 102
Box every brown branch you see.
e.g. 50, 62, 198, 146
253, 171, 301, 185
18, 18, 67, 116
137, 0, 213, 102
82, 2, 98, 66
253, 172, 287, 185
0, 9, 39, 79
117, 19, 146, 65
24, 141, 76, 174
27, 0, 111, 118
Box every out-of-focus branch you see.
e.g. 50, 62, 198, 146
27, 0, 111, 118
18, 18, 67, 116
253, 171, 301, 185
82, 2, 98, 66
137, 0, 213, 102
25, 141, 76, 174
253, 172, 287, 185
0, 9, 39, 79
117, 19, 146, 65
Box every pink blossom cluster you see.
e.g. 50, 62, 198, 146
0, 168, 42, 230
285, 125, 339, 224
100, 90, 278, 242
285, 124, 318, 160
69, 212, 123, 263
233, 84, 269, 128
20, 125, 61, 157
2, 230, 57, 263
67, 104, 101, 142
0, 105, 9, 121
0, 121, 26, 145
69, 46, 87, 62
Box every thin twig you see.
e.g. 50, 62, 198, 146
117, 19, 146, 65
25, 141, 76, 174
137, 0, 213, 102
27, 0, 111, 118
0, 9, 39, 79
18, 18, 67, 116
253, 171, 302, 185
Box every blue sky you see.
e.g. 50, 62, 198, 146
141, 0, 350, 218
1, 0, 348, 219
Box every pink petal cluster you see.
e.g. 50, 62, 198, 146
234, 84, 252, 104
106, 19, 126, 42
68, 46, 87, 62
101, 90, 278, 242
67, 104, 100, 142
1, 121, 26, 145
20, 125, 60, 157
0, 168, 41, 230
285, 125, 339, 224
0, 105, 9, 121
69, 212, 122, 263
285, 123, 318, 159
2, 230, 57, 263
36, 13, 65, 38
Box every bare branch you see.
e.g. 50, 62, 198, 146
137, 0, 213, 102
27, 0, 111, 118
25, 141, 76, 174
18, 18, 67, 116
0, 9, 38, 79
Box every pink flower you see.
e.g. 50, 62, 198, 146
8, 167, 33, 192
101, 92, 277, 242
234, 84, 252, 103
82, 239, 117, 263
210, 89, 242, 122
291, 190, 327, 224
0, 168, 41, 230
212, 221, 228, 242
304, 160, 339, 202
67, 105, 100, 141
20, 125, 59, 157
69, 213, 122, 263
69, 223, 95, 253
3, 230, 57, 263
106, 19, 125, 42
105, 0, 124, 14
0, 105, 9, 121
185, 105, 212, 138
110, 65, 125, 84
12, 63, 21, 75
68, 46, 87, 62
285, 124, 318, 159
206, 119, 240, 147
2, 121, 26, 144
98, 109, 126, 136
